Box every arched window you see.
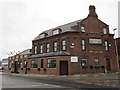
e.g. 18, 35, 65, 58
103, 28, 107, 34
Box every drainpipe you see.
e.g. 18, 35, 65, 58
113, 28, 119, 70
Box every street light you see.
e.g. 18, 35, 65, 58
113, 28, 119, 70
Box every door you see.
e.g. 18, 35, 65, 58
14, 61, 18, 73
106, 58, 111, 72
60, 61, 68, 75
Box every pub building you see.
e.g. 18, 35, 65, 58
8, 5, 119, 75
8, 49, 32, 74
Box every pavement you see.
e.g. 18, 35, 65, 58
1, 71, 120, 89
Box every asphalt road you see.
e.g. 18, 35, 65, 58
1, 74, 119, 90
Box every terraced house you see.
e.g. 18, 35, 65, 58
9, 5, 119, 75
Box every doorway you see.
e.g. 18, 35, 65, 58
14, 61, 19, 73
106, 58, 111, 72
60, 61, 68, 75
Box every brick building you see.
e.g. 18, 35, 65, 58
8, 49, 32, 73
9, 5, 119, 75
116, 37, 120, 69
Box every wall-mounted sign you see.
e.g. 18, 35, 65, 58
15, 59, 18, 61
71, 56, 78, 62
89, 38, 102, 44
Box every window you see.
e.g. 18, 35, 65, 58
47, 58, 56, 68
19, 62, 22, 68
94, 58, 99, 66
105, 41, 109, 51
47, 43, 50, 53
52, 29, 59, 35
24, 61, 26, 68
82, 40, 85, 50
103, 28, 107, 34
89, 38, 102, 44
31, 60, 38, 68
62, 40, 66, 50
34, 46, 37, 54
81, 58, 88, 68
41, 59, 43, 68
40, 34, 45, 39
81, 26, 85, 32
24, 55, 27, 58
54, 42, 57, 52
20, 55, 23, 59
40, 45, 43, 54
11, 63, 14, 68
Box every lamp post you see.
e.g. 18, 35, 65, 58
113, 28, 119, 70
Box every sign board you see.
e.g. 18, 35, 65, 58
15, 59, 18, 61
89, 38, 102, 44
71, 56, 78, 62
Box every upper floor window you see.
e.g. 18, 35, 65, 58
62, 40, 66, 50
40, 45, 43, 54
34, 46, 37, 54
52, 29, 60, 35
82, 40, 85, 50
81, 58, 88, 68
103, 28, 107, 34
31, 60, 38, 68
47, 58, 56, 68
47, 43, 50, 53
54, 42, 57, 52
81, 26, 85, 32
40, 34, 45, 39
105, 41, 109, 51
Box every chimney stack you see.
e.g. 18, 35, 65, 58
88, 5, 98, 18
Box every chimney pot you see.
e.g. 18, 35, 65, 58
88, 5, 98, 18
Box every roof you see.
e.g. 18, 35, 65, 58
33, 19, 83, 41
29, 51, 70, 58
19, 49, 32, 55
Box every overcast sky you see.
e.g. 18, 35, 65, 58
0, 0, 119, 60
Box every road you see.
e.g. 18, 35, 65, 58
1, 73, 119, 90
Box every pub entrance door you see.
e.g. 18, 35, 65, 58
60, 61, 68, 75
106, 58, 111, 72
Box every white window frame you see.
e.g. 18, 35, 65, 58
81, 26, 85, 32
103, 28, 107, 34
52, 29, 59, 35
34, 46, 37, 54
62, 40, 66, 50
40, 34, 45, 39
105, 41, 109, 51
40, 45, 43, 54
47, 43, 50, 53
82, 40, 85, 50
54, 42, 57, 52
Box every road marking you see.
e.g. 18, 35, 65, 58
97, 84, 103, 86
